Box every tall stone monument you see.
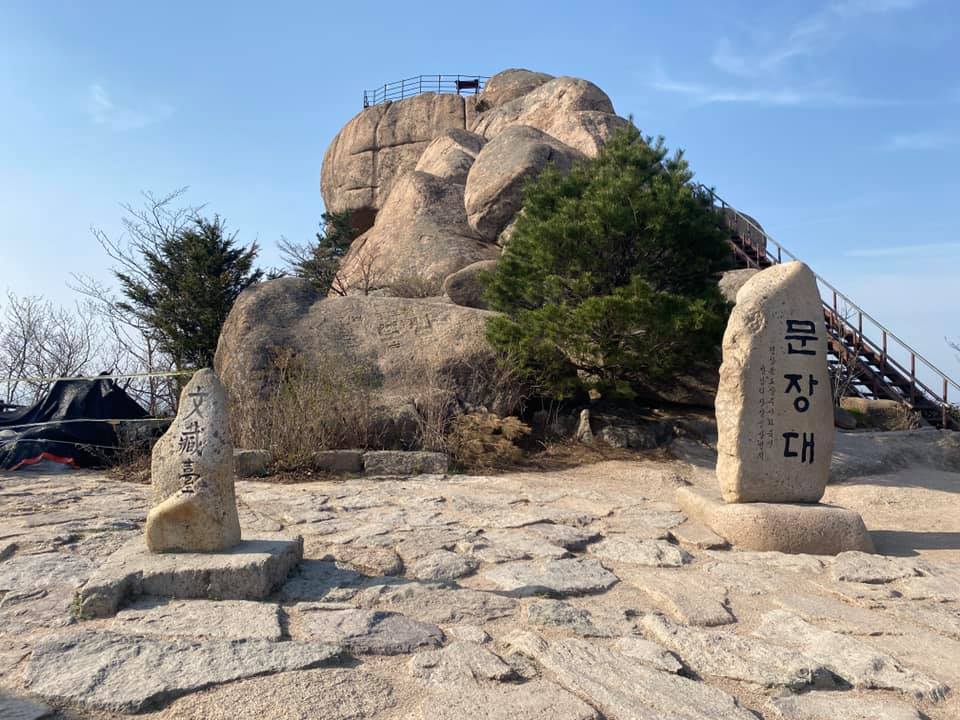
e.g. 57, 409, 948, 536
716, 261, 833, 503
677, 262, 873, 554
145, 369, 242, 553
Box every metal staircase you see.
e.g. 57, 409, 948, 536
699, 184, 959, 429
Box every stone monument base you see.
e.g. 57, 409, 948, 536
676, 486, 874, 556
75, 535, 303, 619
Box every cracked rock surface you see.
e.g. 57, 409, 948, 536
2, 430, 960, 719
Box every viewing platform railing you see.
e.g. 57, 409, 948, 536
362, 74, 489, 108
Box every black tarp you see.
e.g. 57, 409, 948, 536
0, 377, 150, 470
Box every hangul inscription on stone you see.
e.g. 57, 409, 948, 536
715, 261, 833, 503
781, 318, 820, 464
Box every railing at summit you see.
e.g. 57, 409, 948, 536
698, 183, 959, 429
362, 75, 489, 108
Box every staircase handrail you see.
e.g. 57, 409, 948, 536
697, 183, 959, 418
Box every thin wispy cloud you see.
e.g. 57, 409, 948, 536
711, 0, 925, 78
844, 241, 960, 258
885, 131, 957, 151
87, 83, 172, 131
650, 65, 887, 108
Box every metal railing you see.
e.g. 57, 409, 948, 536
362, 74, 489, 108
698, 184, 959, 428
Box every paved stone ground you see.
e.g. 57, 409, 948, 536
1, 429, 959, 719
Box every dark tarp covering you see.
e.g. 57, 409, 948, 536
0, 377, 150, 470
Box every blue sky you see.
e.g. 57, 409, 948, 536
1, 0, 957, 380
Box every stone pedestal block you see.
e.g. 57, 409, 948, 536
676, 486, 873, 556
75, 535, 303, 619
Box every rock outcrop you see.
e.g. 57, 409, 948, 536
215, 278, 511, 447
465, 125, 584, 240
415, 128, 486, 184
321, 93, 469, 233
321, 68, 628, 298
336, 171, 498, 292
472, 76, 627, 156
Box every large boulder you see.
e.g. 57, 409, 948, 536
215, 279, 512, 447
321, 93, 469, 233
443, 259, 498, 309
465, 125, 584, 240
414, 128, 486, 184
480, 69, 555, 109
336, 171, 499, 293
471, 76, 628, 156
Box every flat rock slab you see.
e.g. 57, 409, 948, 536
112, 598, 283, 641
418, 681, 599, 720
299, 607, 443, 655
0, 694, 53, 720
613, 636, 683, 673
768, 690, 923, 719
830, 551, 924, 583
640, 613, 829, 689
409, 550, 479, 583
506, 631, 757, 720
23, 628, 341, 714
677, 485, 873, 555
588, 537, 691, 567
362, 451, 449, 476
524, 523, 600, 551
76, 535, 303, 619
754, 610, 947, 701
525, 598, 611, 637
670, 520, 729, 549
357, 582, 518, 624
409, 640, 515, 683
482, 558, 618, 597
624, 568, 735, 626
155, 667, 395, 720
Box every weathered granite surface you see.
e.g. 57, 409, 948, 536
1, 437, 958, 719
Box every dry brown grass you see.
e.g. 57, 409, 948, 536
228, 348, 382, 470
447, 412, 531, 471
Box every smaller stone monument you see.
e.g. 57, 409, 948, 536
678, 262, 873, 555
145, 369, 241, 552
73, 369, 303, 619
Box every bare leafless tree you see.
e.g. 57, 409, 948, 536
0, 292, 115, 407
70, 188, 200, 415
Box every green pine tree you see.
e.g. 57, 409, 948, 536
483, 123, 732, 400
280, 210, 355, 294
115, 215, 263, 369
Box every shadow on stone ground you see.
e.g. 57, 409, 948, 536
871, 531, 960, 557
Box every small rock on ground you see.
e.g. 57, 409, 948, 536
670, 521, 728, 549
